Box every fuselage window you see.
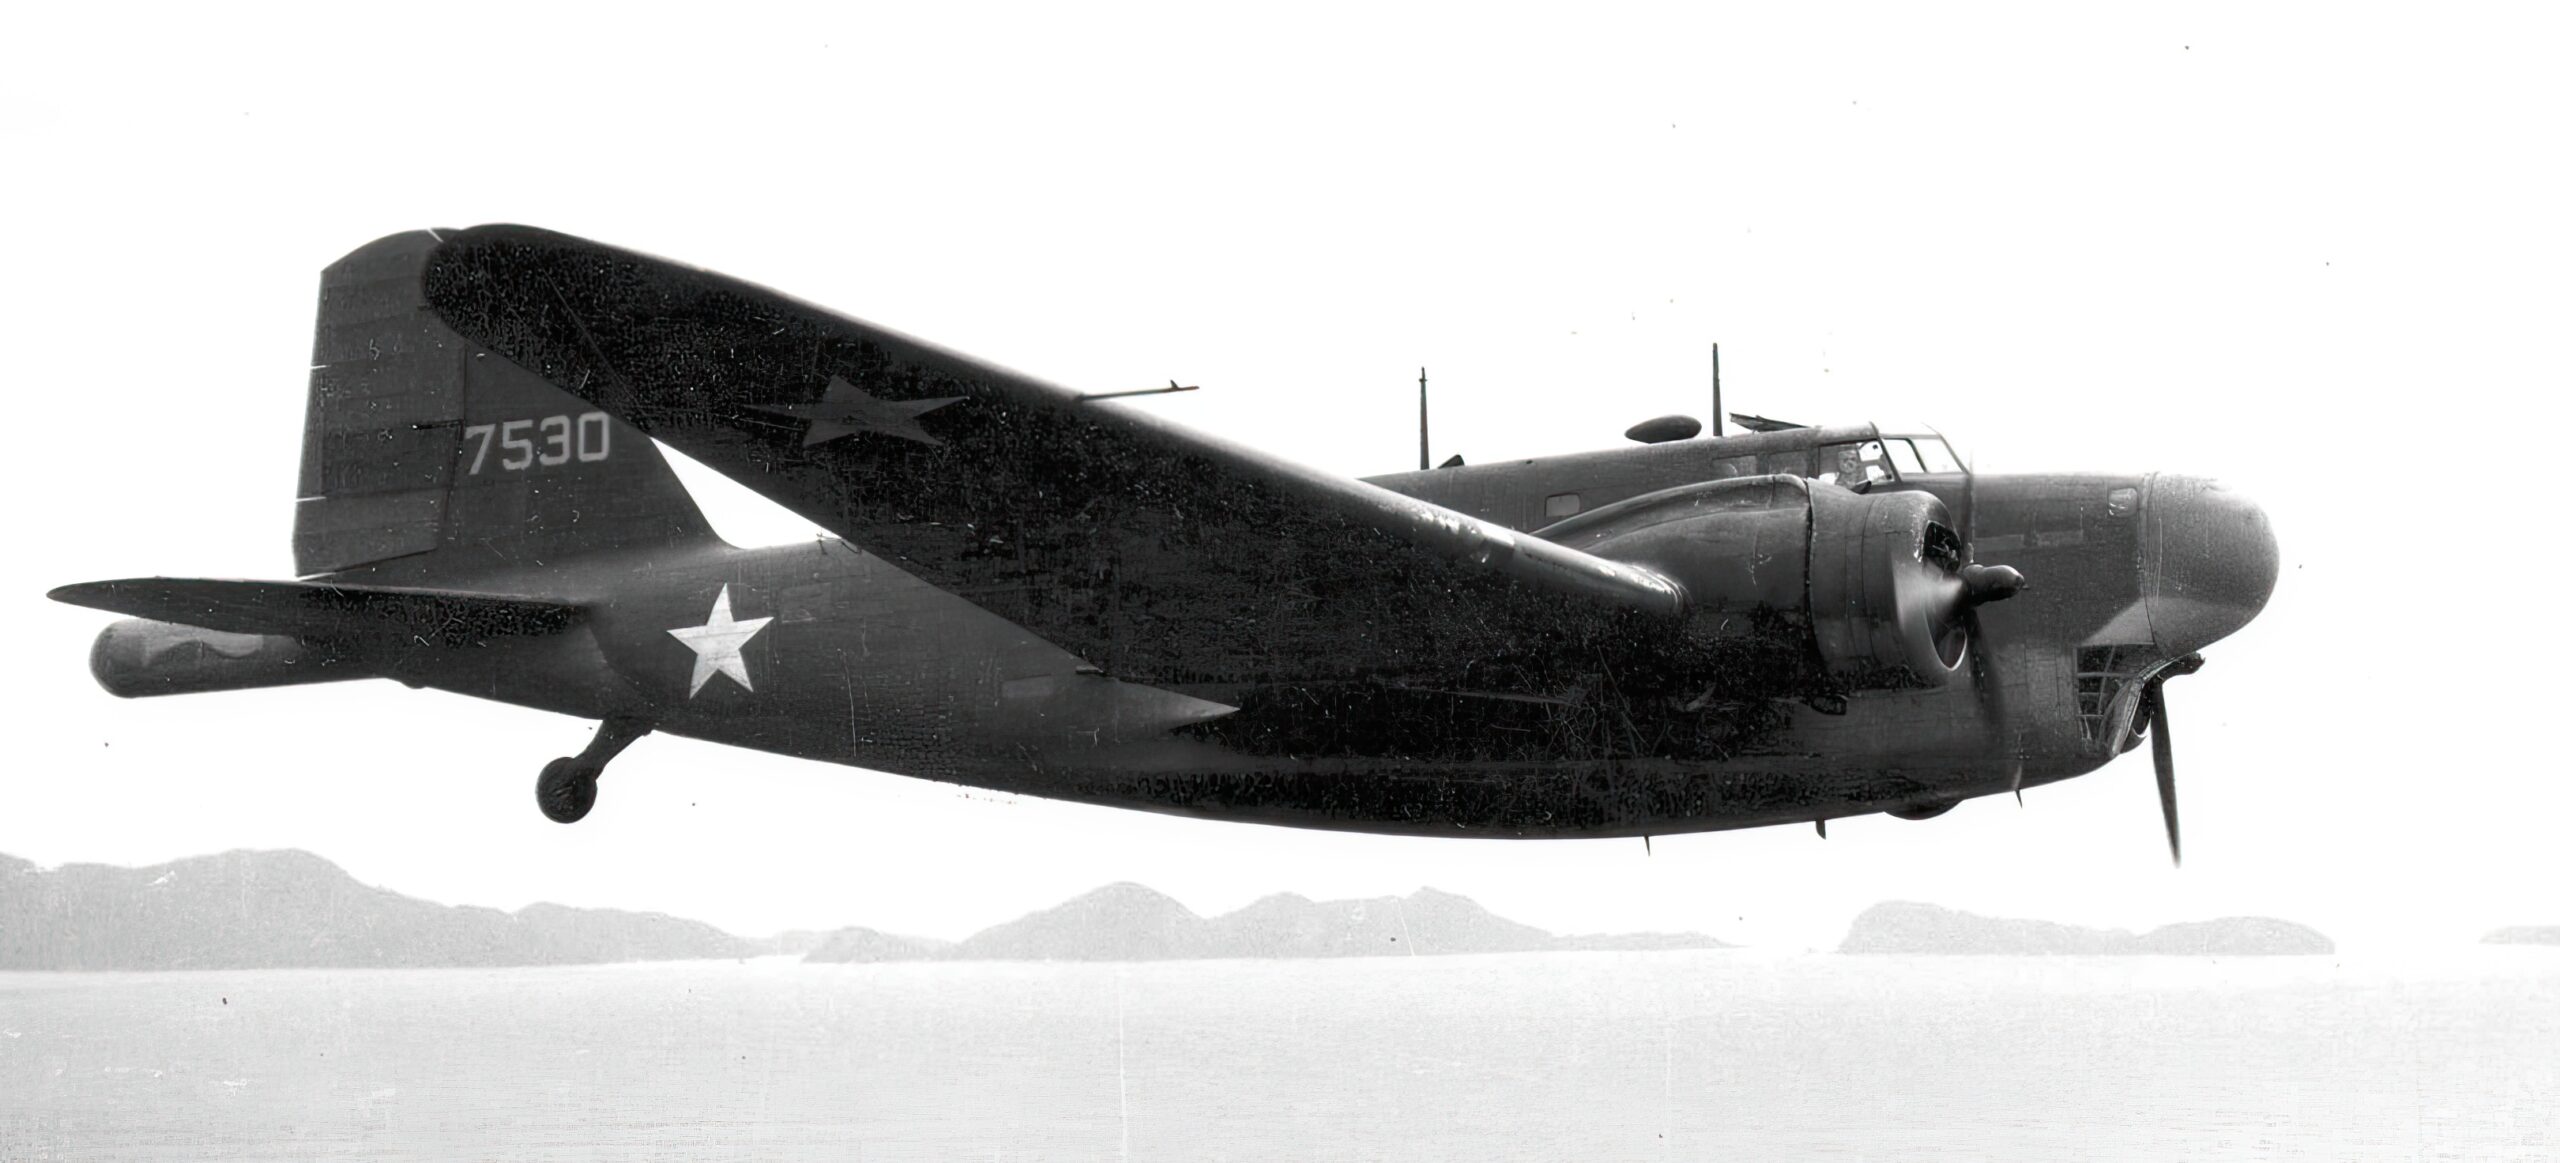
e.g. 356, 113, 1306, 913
1544, 493, 1582, 519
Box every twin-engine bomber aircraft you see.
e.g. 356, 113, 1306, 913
51, 227, 2277, 860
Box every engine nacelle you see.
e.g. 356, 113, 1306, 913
90, 619, 369, 698
1547, 476, 1971, 686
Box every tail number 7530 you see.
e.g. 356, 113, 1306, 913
462, 412, 612, 474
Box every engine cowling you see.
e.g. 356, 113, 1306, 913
1545, 476, 1974, 687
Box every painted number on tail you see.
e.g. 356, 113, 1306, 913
463, 412, 612, 474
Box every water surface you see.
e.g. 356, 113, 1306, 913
3, 950, 2552, 1160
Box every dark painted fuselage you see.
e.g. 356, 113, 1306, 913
343, 420, 2273, 838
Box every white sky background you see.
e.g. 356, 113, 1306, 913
3, 4, 2554, 953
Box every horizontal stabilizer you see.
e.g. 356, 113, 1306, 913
48, 578, 582, 646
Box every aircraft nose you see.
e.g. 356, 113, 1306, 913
2142, 474, 2278, 657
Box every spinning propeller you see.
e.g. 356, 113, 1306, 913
1933, 452, 2031, 818
1952, 454, 2025, 723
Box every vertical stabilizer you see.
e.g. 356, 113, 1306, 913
294, 231, 711, 577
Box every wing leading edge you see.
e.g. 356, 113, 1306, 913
416, 225, 1684, 690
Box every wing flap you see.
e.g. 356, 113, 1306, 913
49, 578, 582, 646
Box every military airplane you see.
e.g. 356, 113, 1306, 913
51, 226, 2276, 860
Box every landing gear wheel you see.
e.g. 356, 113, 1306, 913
537, 757, 600, 824
531, 716, 652, 824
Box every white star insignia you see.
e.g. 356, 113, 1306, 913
747, 375, 964, 447
667, 584, 774, 697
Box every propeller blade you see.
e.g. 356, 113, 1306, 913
2149, 684, 2181, 866
1951, 452, 2029, 792
1958, 479, 2003, 762
1961, 462, 1979, 557
1953, 454, 2012, 751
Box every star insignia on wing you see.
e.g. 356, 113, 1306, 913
667, 584, 773, 697
747, 375, 964, 447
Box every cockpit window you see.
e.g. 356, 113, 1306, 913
1817, 441, 1894, 486
1884, 436, 1963, 474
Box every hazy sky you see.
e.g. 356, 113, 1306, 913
6, 5, 2553, 953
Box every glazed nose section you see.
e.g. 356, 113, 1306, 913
2142, 474, 2279, 657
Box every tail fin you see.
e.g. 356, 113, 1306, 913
294, 230, 712, 578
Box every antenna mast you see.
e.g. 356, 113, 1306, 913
1711, 343, 1723, 437
1418, 367, 1430, 470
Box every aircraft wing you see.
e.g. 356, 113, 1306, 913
50, 578, 582, 646
415, 226, 1687, 690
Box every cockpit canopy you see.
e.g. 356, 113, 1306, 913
1709, 430, 1966, 488
1814, 433, 1967, 486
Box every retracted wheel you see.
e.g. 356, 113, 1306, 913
536, 757, 599, 824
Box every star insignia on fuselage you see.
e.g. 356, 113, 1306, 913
667, 584, 773, 697
747, 375, 963, 448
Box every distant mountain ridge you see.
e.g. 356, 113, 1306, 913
26, 852, 2374, 968
1838, 901, 2333, 956
804, 882, 1728, 963
0, 850, 1729, 971
0, 850, 749, 970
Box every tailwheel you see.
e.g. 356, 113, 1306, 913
536, 757, 600, 824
